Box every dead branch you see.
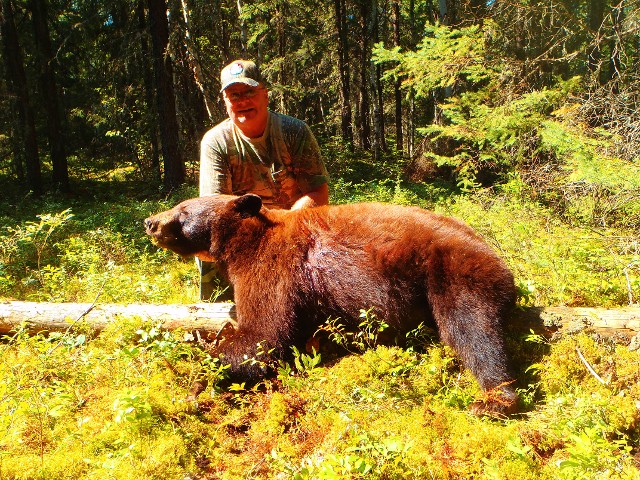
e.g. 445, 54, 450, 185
1, 302, 640, 345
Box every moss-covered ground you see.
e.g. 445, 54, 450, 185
1, 317, 639, 479
1, 149, 639, 478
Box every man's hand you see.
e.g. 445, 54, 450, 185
290, 183, 329, 210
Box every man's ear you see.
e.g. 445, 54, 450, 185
233, 194, 263, 218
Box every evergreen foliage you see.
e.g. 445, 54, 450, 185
1, 0, 639, 193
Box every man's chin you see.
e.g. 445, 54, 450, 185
235, 110, 256, 122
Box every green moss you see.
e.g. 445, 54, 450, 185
2, 316, 640, 478
1, 146, 640, 477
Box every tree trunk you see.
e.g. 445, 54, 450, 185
29, 0, 69, 192
276, 1, 287, 114
513, 306, 640, 341
407, 0, 416, 157
0, 301, 236, 336
137, 0, 161, 182
236, 0, 246, 53
148, 0, 184, 191
2, 302, 639, 345
333, 0, 352, 145
588, 0, 605, 76
370, 66, 382, 159
608, 3, 623, 91
357, 0, 371, 150
0, 0, 42, 195
438, 0, 447, 24
179, 0, 216, 120
393, 0, 403, 153
372, 0, 386, 154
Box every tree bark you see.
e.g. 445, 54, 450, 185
393, 0, 403, 153
2, 302, 639, 344
179, 0, 216, 120
29, 0, 69, 192
438, 0, 447, 24
137, 0, 161, 182
587, 0, 605, 76
0, 0, 42, 195
513, 306, 640, 340
371, 0, 386, 155
148, 0, 184, 192
357, 0, 371, 150
236, 0, 246, 53
407, 0, 416, 157
608, 3, 623, 91
0, 301, 236, 336
276, 1, 287, 114
333, 0, 352, 145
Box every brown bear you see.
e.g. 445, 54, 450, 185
145, 194, 518, 415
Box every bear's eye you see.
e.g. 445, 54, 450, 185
178, 211, 188, 224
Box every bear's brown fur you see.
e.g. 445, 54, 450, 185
145, 194, 518, 415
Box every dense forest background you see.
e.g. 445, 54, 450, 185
1, 0, 639, 196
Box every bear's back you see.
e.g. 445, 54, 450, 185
276, 202, 485, 253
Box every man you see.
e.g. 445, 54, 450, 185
198, 59, 329, 300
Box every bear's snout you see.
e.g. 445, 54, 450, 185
144, 212, 178, 249
144, 217, 159, 234
144, 213, 174, 238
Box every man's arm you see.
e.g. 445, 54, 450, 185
290, 182, 329, 210
288, 120, 329, 210
199, 128, 231, 196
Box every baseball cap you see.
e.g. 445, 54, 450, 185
220, 60, 265, 92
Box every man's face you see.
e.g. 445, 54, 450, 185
223, 84, 269, 137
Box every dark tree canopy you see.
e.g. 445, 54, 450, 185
0, 0, 638, 193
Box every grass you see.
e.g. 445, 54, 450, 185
1, 318, 639, 479
1, 149, 640, 478
4, 175, 635, 307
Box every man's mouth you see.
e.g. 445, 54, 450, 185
236, 107, 255, 116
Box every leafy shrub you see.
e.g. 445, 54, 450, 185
0, 209, 74, 297
0, 189, 201, 303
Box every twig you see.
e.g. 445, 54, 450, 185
624, 264, 636, 305
576, 347, 607, 385
46, 279, 106, 355
212, 321, 233, 347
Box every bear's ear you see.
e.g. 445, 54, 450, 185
233, 194, 263, 218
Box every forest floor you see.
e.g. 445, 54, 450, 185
1, 157, 639, 478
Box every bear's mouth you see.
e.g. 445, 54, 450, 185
146, 233, 215, 262
147, 233, 188, 255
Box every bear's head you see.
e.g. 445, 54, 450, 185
144, 194, 263, 261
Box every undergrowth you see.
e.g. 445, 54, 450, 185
1, 317, 639, 479
0, 130, 639, 477
0, 182, 202, 303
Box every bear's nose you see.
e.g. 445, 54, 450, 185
144, 218, 156, 232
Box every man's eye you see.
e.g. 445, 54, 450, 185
228, 90, 258, 101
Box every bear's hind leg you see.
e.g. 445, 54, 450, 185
431, 298, 517, 416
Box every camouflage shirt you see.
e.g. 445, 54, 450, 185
199, 111, 329, 209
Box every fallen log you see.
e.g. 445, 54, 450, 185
515, 306, 640, 336
0, 301, 237, 337
1, 301, 639, 346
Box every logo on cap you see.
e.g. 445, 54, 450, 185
229, 63, 244, 76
